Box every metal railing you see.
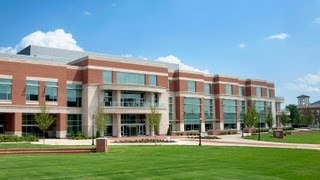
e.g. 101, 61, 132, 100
104, 101, 165, 108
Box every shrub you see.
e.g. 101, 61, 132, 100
0, 135, 38, 142
167, 127, 172, 135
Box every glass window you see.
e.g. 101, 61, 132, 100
26, 80, 39, 101
223, 99, 237, 129
67, 84, 82, 107
0, 78, 12, 100
67, 114, 82, 137
256, 87, 262, 97
188, 81, 196, 92
184, 97, 201, 131
255, 101, 266, 128
225, 84, 233, 95
204, 83, 211, 94
239, 87, 245, 96
149, 75, 157, 86
239, 101, 246, 124
45, 82, 58, 102
117, 72, 145, 85
204, 99, 214, 121
103, 70, 112, 84
169, 97, 173, 120
104, 91, 113, 106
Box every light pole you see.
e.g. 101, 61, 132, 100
92, 114, 95, 145
258, 116, 261, 141
199, 117, 202, 146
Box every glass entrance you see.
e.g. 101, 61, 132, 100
0, 113, 4, 134
121, 114, 146, 136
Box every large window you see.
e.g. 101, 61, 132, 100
225, 84, 233, 95
117, 72, 145, 85
169, 97, 173, 120
105, 114, 113, 136
104, 91, 113, 106
67, 114, 82, 136
239, 87, 245, 96
149, 75, 157, 86
205, 99, 214, 131
103, 70, 112, 84
223, 99, 237, 129
67, 84, 82, 107
239, 101, 246, 127
121, 92, 145, 107
204, 83, 211, 94
188, 81, 196, 93
0, 78, 12, 100
255, 101, 265, 128
26, 80, 39, 101
256, 87, 262, 97
45, 82, 58, 102
184, 97, 201, 131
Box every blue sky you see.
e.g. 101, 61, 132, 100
1, 0, 320, 106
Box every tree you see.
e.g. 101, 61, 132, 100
146, 106, 161, 143
244, 107, 259, 130
280, 111, 289, 128
295, 113, 304, 128
304, 109, 315, 127
33, 106, 55, 144
94, 106, 108, 137
266, 111, 273, 130
286, 104, 298, 126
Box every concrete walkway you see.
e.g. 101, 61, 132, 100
31, 134, 320, 150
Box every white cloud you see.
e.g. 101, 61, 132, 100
265, 33, 289, 40
286, 72, 320, 93
84, 10, 92, 16
156, 55, 209, 74
238, 43, 246, 48
0, 29, 83, 54
314, 17, 320, 24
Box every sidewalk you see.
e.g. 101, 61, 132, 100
31, 134, 320, 150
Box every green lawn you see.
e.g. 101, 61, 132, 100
244, 131, 320, 144
0, 145, 319, 179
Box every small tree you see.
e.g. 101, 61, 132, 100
146, 106, 161, 144
266, 111, 273, 130
94, 106, 107, 137
244, 107, 259, 131
294, 113, 303, 128
33, 106, 55, 144
280, 111, 289, 128
286, 104, 298, 126
304, 109, 315, 127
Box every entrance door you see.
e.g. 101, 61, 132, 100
129, 126, 137, 136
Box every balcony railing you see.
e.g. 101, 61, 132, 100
104, 101, 165, 108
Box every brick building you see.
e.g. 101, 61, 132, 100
0, 45, 284, 138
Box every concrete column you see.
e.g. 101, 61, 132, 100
237, 121, 241, 131
112, 114, 121, 137
201, 122, 205, 133
145, 120, 150, 136
82, 84, 99, 137
116, 90, 121, 106
56, 113, 66, 138
178, 122, 184, 131
220, 121, 224, 130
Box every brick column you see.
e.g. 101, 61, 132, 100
56, 113, 66, 138
215, 98, 223, 130
13, 113, 22, 136
175, 96, 184, 131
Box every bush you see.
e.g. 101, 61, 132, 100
0, 135, 38, 142
167, 127, 172, 135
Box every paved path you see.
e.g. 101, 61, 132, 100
31, 134, 320, 150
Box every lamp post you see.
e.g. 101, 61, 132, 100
258, 116, 261, 141
199, 117, 202, 146
92, 114, 95, 145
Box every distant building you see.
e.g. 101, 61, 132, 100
297, 95, 320, 127
0, 45, 284, 138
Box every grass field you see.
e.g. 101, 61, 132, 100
0, 145, 319, 179
244, 131, 320, 144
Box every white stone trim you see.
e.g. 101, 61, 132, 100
67, 81, 83, 85
0, 74, 13, 79
83, 65, 168, 76
25, 101, 39, 105
45, 102, 58, 106
26, 76, 58, 82
169, 77, 204, 82
0, 100, 12, 104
